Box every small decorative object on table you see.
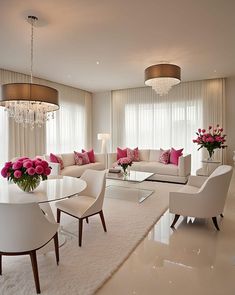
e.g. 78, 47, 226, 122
1, 157, 52, 192
193, 124, 227, 160
117, 157, 133, 176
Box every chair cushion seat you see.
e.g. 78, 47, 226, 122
56, 196, 95, 218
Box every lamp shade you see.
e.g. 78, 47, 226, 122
0, 83, 59, 111
97, 133, 110, 140
145, 64, 181, 96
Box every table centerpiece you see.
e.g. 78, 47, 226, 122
1, 157, 52, 192
117, 157, 133, 176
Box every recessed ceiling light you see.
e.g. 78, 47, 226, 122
96, 61, 100, 65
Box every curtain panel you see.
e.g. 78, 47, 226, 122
112, 79, 225, 171
0, 68, 92, 164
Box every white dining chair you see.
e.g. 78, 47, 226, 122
169, 165, 233, 230
0, 202, 59, 294
56, 169, 107, 246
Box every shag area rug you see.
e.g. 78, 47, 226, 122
0, 180, 182, 295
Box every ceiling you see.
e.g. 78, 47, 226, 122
0, 0, 235, 92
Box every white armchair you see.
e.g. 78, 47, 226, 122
169, 165, 233, 230
55, 169, 107, 247
0, 203, 59, 294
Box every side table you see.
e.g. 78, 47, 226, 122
196, 159, 221, 177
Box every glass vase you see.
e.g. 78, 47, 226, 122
207, 150, 215, 161
16, 177, 41, 193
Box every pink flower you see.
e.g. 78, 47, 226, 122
14, 170, 22, 179
12, 161, 22, 170
219, 128, 223, 132
23, 160, 33, 169
44, 167, 51, 176
34, 160, 42, 167
192, 139, 197, 143
198, 128, 201, 133
35, 165, 44, 175
4, 162, 12, 169
1, 167, 8, 178
18, 157, 29, 162
202, 129, 206, 133
117, 157, 132, 165
27, 167, 35, 176
41, 160, 49, 169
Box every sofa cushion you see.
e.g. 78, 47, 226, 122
170, 148, 184, 165
61, 162, 105, 178
61, 153, 75, 167
74, 151, 90, 165
82, 149, 95, 163
117, 147, 127, 160
138, 149, 150, 161
131, 161, 178, 176
159, 149, 170, 164
149, 150, 161, 161
127, 147, 140, 161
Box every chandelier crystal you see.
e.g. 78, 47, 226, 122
145, 64, 181, 96
0, 16, 59, 129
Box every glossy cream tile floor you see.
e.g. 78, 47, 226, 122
96, 170, 235, 295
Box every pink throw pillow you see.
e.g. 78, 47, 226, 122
82, 149, 95, 163
49, 153, 64, 169
74, 151, 90, 165
117, 147, 127, 160
159, 149, 170, 164
127, 147, 140, 161
170, 148, 184, 165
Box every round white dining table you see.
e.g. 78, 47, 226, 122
0, 176, 87, 204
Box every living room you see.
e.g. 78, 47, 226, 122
0, 0, 235, 294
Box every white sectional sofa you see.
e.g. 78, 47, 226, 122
108, 149, 191, 183
44, 153, 106, 177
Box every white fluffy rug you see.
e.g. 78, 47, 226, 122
0, 180, 182, 295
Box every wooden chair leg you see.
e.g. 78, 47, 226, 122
0, 253, 2, 275
170, 214, 180, 228
79, 219, 83, 247
99, 210, 107, 232
86, 217, 89, 224
212, 217, 220, 230
29, 250, 41, 294
53, 233, 59, 265
57, 209, 61, 223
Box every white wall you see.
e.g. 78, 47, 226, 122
225, 77, 235, 165
92, 91, 112, 153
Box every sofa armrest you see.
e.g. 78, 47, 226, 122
94, 153, 106, 166
48, 162, 61, 176
187, 175, 208, 188
108, 153, 117, 168
178, 154, 191, 177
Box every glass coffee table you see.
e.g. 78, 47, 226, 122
106, 170, 154, 203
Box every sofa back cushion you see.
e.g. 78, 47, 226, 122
127, 147, 140, 161
61, 153, 75, 167
170, 148, 184, 165
138, 149, 150, 161
149, 150, 161, 162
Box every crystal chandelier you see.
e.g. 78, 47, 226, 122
0, 16, 59, 128
145, 64, 181, 96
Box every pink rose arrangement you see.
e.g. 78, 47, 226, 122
117, 157, 133, 175
193, 125, 227, 158
1, 157, 51, 192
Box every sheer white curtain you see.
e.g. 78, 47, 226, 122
112, 79, 225, 172
46, 84, 92, 154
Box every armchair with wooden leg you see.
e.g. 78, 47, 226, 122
55, 169, 107, 247
0, 202, 59, 294
169, 165, 233, 230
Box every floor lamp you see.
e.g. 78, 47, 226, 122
97, 133, 110, 154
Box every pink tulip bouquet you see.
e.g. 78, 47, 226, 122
193, 125, 227, 159
1, 157, 51, 192
117, 157, 133, 175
